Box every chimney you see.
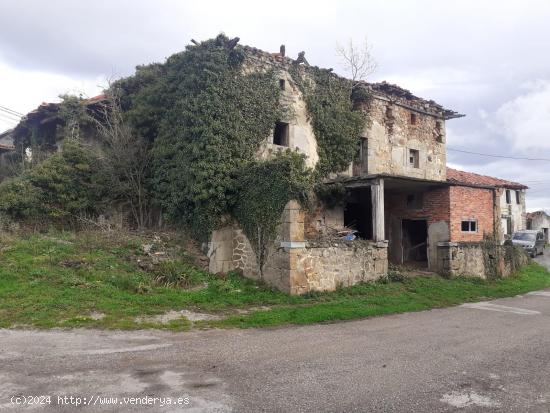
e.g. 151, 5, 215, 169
280, 45, 286, 57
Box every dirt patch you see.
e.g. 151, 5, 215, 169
135, 310, 223, 325
89, 311, 105, 320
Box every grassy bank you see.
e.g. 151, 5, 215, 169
0, 231, 549, 330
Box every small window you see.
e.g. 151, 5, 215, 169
461, 220, 477, 233
406, 193, 423, 210
386, 106, 393, 119
410, 113, 417, 125
506, 189, 511, 204
408, 149, 419, 168
358, 137, 368, 162
273, 122, 289, 146
515, 190, 520, 204
279, 79, 286, 90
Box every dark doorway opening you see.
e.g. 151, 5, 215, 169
402, 219, 428, 265
344, 187, 372, 239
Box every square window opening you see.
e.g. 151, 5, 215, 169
279, 79, 286, 90
410, 113, 417, 125
409, 149, 420, 168
273, 122, 289, 146
515, 190, 520, 204
506, 189, 511, 204
461, 220, 477, 233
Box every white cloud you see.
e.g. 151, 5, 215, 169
488, 80, 550, 151
0, 61, 105, 132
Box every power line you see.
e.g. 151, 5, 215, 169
0, 105, 23, 117
447, 147, 550, 162
0, 109, 21, 122
0, 112, 19, 124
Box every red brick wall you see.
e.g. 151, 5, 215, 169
385, 187, 450, 227
449, 186, 494, 241
385, 185, 495, 243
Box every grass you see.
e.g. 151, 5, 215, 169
0, 230, 549, 331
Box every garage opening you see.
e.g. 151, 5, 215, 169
344, 187, 372, 239
402, 219, 428, 266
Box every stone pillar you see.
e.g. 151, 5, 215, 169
281, 200, 308, 295
371, 178, 385, 241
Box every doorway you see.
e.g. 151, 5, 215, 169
402, 219, 428, 266
343, 187, 372, 239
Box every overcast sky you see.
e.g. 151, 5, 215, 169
1, 0, 549, 210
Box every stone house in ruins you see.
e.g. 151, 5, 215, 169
0, 42, 528, 294
208, 45, 529, 294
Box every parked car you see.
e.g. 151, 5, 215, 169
511, 230, 545, 257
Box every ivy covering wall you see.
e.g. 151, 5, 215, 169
0, 34, 369, 261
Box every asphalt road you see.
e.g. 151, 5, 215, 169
2, 255, 550, 412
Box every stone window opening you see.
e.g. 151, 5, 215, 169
408, 149, 419, 168
359, 137, 368, 164
273, 122, 289, 146
461, 219, 477, 233
515, 190, 520, 204
506, 189, 511, 204
410, 113, 417, 125
279, 79, 286, 90
386, 106, 394, 120
352, 137, 369, 176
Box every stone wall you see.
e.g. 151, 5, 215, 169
242, 47, 451, 181
498, 188, 527, 241
437, 241, 530, 279
244, 51, 320, 169
527, 211, 550, 242
208, 200, 389, 294
354, 97, 447, 181
292, 240, 388, 293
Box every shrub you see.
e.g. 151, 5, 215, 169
152, 260, 207, 288
0, 139, 102, 223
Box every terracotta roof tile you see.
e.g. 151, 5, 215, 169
446, 167, 528, 189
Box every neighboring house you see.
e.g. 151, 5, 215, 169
0, 128, 15, 152
527, 211, 550, 243
446, 168, 528, 243
209, 45, 529, 293
0, 128, 16, 177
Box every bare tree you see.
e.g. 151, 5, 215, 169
93, 91, 152, 229
336, 37, 377, 88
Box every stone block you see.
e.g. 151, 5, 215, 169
289, 222, 305, 241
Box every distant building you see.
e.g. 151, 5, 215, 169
527, 211, 550, 243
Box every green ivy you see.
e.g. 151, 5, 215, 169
2, 35, 371, 263
0, 139, 101, 222
232, 152, 312, 273
147, 35, 284, 239
289, 65, 368, 178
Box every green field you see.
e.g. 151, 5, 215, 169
1, 231, 549, 330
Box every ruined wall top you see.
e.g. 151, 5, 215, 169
241, 44, 463, 120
